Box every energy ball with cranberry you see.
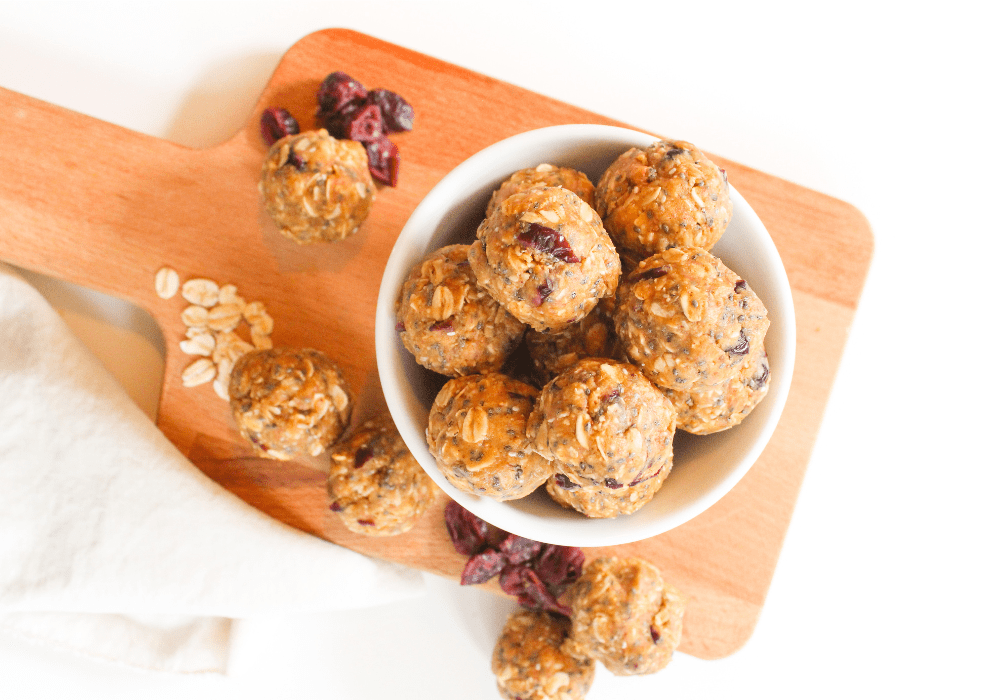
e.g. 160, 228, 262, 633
492, 609, 595, 700
525, 297, 622, 385
613, 247, 770, 434
229, 347, 353, 460
485, 163, 596, 219
527, 359, 676, 519
426, 373, 554, 501
396, 244, 525, 377
596, 139, 731, 256
259, 128, 375, 244
469, 187, 620, 333
327, 414, 438, 536
564, 557, 686, 676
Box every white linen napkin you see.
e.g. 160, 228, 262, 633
0, 263, 424, 673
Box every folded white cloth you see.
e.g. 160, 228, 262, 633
0, 263, 424, 673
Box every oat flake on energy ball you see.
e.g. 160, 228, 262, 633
596, 139, 732, 257
613, 246, 770, 434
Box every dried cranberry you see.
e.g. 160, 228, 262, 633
260, 107, 299, 146
727, 330, 749, 356
365, 136, 400, 187
535, 544, 584, 591
553, 473, 579, 490
749, 361, 770, 391
322, 98, 365, 139
600, 387, 621, 404
461, 548, 507, 585
357, 519, 376, 526
444, 501, 489, 556
498, 534, 542, 566
329, 501, 342, 512
720, 167, 728, 182
532, 281, 553, 307
428, 319, 453, 332
628, 466, 663, 487
650, 625, 661, 643
317, 71, 368, 115
342, 102, 384, 143
517, 223, 580, 263
367, 88, 414, 132
395, 321, 405, 332
501, 565, 570, 616
734, 279, 747, 292
636, 266, 667, 281
666, 148, 685, 159
354, 444, 375, 469
604, 477, 623, 490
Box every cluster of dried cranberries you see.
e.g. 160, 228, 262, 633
445, 501, 584, 617
258, 70, 413, 187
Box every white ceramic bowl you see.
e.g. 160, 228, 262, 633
375, 125, 795, 547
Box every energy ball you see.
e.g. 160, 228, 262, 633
469, 187, 620, 333
260, 128, 375, 244
614, 247, 770, 434
565, 557, 685, 676
229, 347, 353, 460
426, 373, 554, 501
327, 414, 438, 536
596, 139, 731, 256
485, 163, 596, 219
492, 609, 595, 700
396, 244, 525, 377
527, 359, 676, 518
525, 297, 622, 384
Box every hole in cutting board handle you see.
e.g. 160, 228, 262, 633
10, 265, 166, 421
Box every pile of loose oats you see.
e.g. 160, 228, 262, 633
155, 266, 274, 401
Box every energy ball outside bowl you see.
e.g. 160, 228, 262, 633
469, 187, 620, 333
492, 609, 595, 700
426, 373, 554, 501
327, 414, 438, 536
613, 247, 770, 435
259, 128, 375, 244
229, 347, 353, 460
396, 244, 526, 377
485, 163, 596, 219
596, 139, 731, 257
564, 557, 686, 676
526, 359, 676, 519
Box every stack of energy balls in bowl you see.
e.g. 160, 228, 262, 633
390, 131, 772, 525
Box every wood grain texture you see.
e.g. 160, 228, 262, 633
0, 29, 873, 659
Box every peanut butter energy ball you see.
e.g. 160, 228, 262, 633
614, 247, 770, 434
486, 163, 596, 219
426, 373, 554, 501
260, 128, 375, 244
492, 609, 595, 700
469, 187, 620, 333
327, 414, 438, 536
396, 244, 526, 377
527, 359, 676, 518
596, 139, 731, 256
565, 557, 685, 676
229, 347, 353, 460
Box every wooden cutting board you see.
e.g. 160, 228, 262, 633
0, 29, 872, 659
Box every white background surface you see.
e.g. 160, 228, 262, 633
1, 1, 997, 697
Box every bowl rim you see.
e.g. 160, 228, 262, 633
375, 124, 796, 547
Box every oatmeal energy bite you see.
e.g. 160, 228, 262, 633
485, 163, 596, 219
614, 247, 770, 434
327, 415, 438, 536
259, 128, 375, 244
396, 244, 525, 377
469, 186, 620, 333
492, 609, 595, 700
565, 557, 686, 676
596, 139, 731, 256
229, 347, 353, 460
426, 373, 554, 501
528, 359, 676, 519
